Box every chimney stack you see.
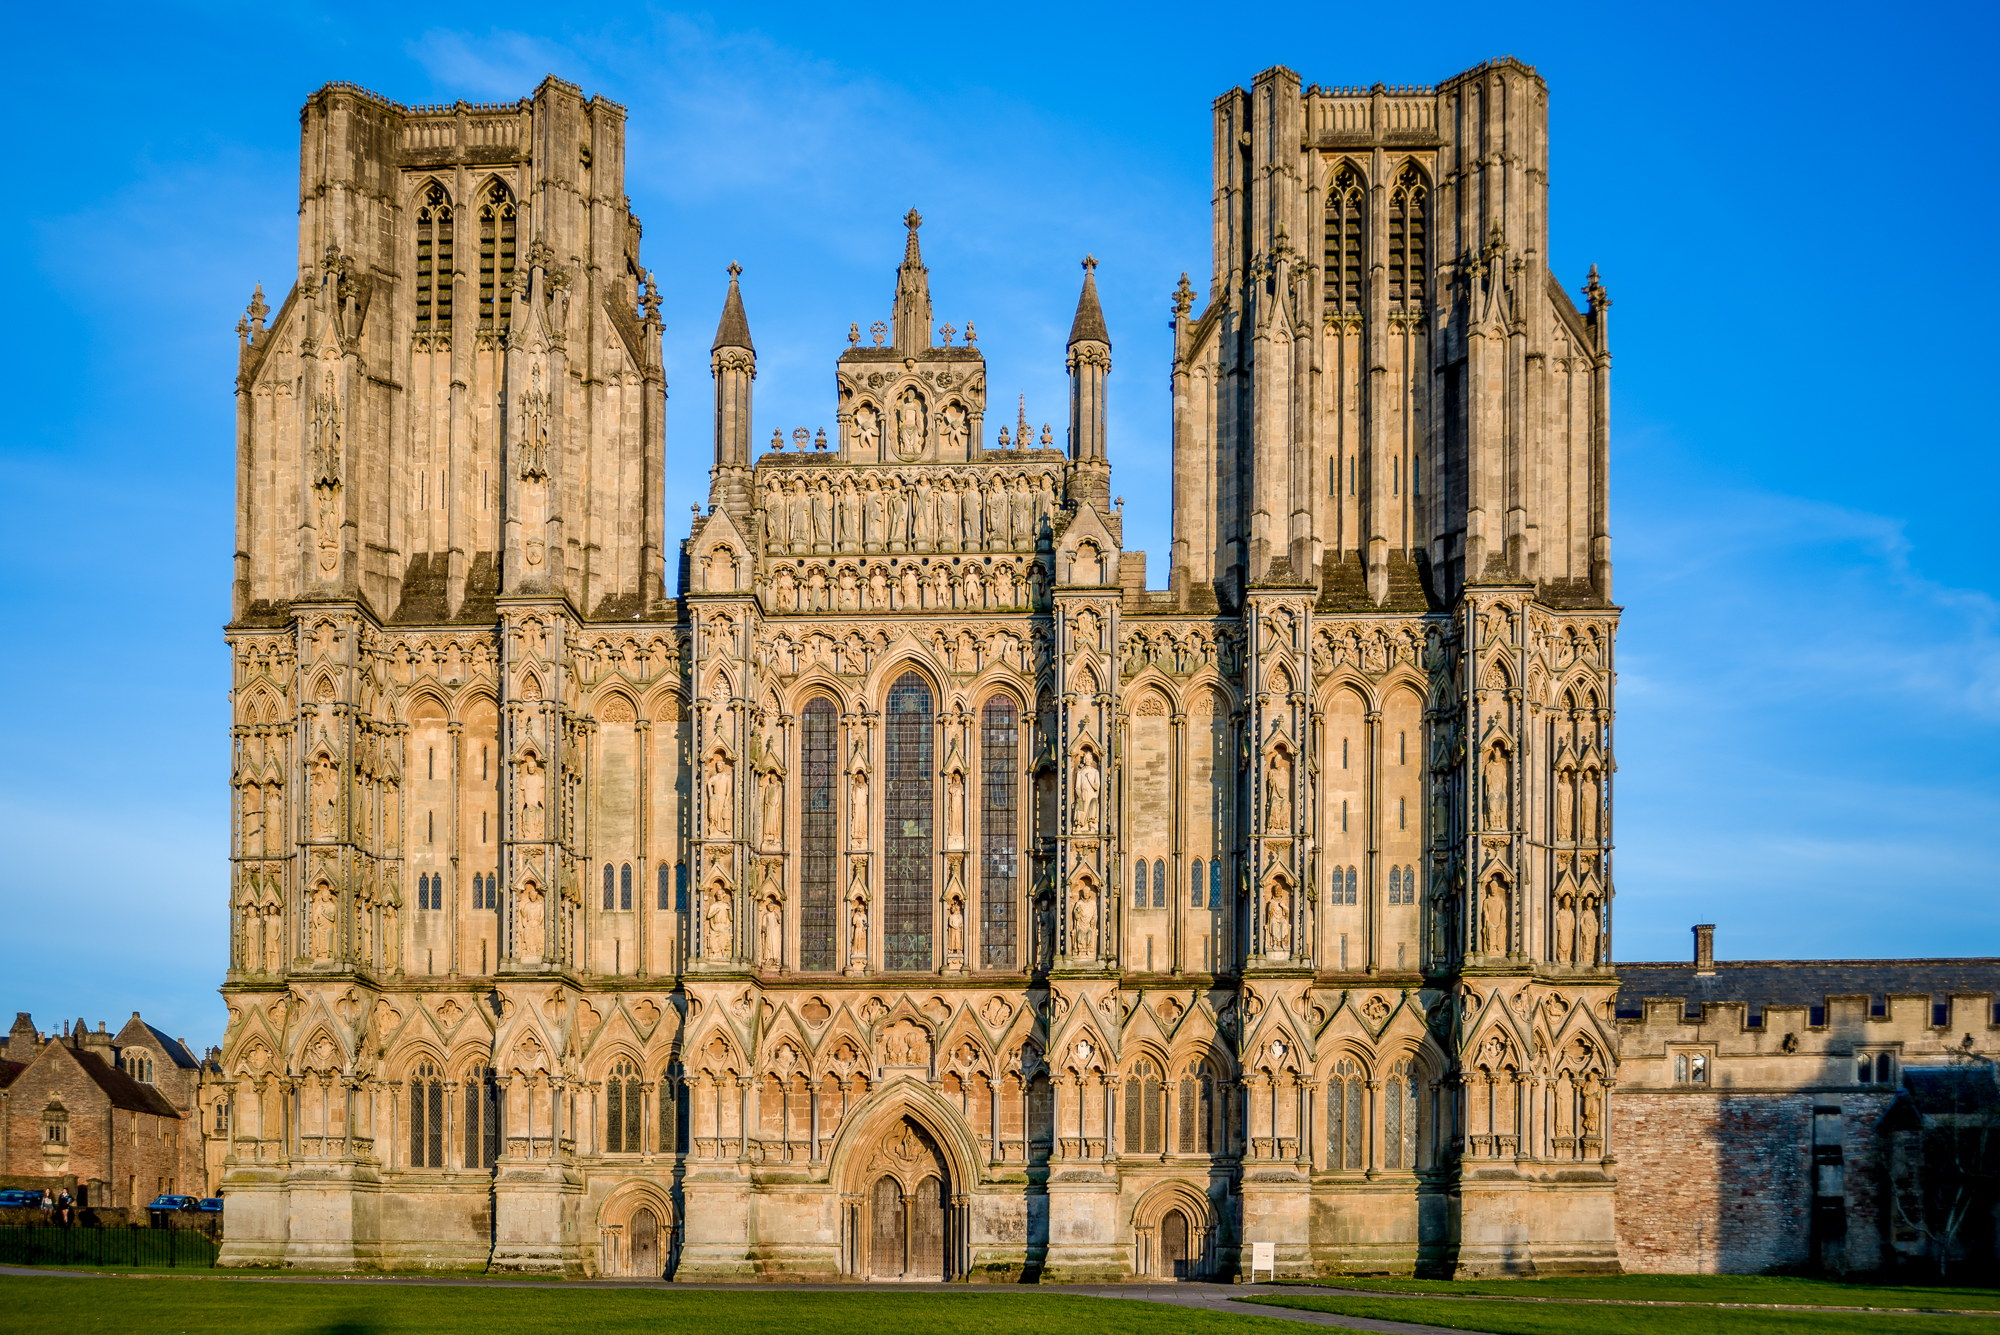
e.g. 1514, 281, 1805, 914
1693, 924, 1716, 975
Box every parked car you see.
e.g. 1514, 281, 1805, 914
198, 1198, 224, 1213
0, 1189, 41, 1208
146, 1195, 201, 1213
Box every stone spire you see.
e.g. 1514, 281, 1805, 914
710, 263, 757, 515
1067, 254, 1111, 349
890, 209, 933, 353
1066, 257, 1112, 476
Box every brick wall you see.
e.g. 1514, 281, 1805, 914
1614, 1092, 1813, 1273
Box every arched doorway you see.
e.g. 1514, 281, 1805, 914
1161, 1208, 1190, 1278
630, 1207, 660, 1278
861, 1117, 952, 1280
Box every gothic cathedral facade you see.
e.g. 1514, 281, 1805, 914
216, 60, 1619, 1279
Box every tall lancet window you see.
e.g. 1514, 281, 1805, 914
1389, 165, 1429, 311
884, 672, 935, 970
1323, 165, 1364, 316
478, 181, 517, 330
799, 697, 838, 971
979, 695, 1018, 969
415, 183, 453, 331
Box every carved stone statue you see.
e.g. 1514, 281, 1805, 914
946, 770, 966, 842
519, 755, 547, 840
518, 883, 545, 962
1073, 751, 1101, 831
941, 401, 968, 453
1264, 888, 1291, 956
1480, 880, 1505, 955
849, 769, 869, 848
1071, 884, 1098, 957
1482, 744, 1509, 829
761, 770, 783, 847
1035, 893, 1056, 970
896, 388, 925, 458
310, 883, 337, 959
1556, 769, 1575, 842
945, 894, 965, 956
1579, 770, 1599, 843
759, 896, 782, 967
848, 895, 868, 961
1266, 751, 1291, 829
704, 885, 732, 960
705, 753, 733, 836
1554, 894, 1577, 965
1579, 895, 1601, 966
853, 404, 880, 455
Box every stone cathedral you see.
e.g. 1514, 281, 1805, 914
215, 60, 1623, 1279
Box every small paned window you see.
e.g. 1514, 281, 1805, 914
1389, 866, 1402, 905
1134, 860, 1148, 906
605, 1060, 643, 1153
1153, 859, 1166, 909
1344, 866, 1359, 906
658, 863, 671, 912
1191, 859, 1205, 908
620, 863, 632, 911
1674, 1051, 1708, 1086
603, 863, 615, 911
463, 1065, 500, 1169
1384, 1059, 1419, 1170
409, 1062, 445, 1168
1210, 860, 1222, 907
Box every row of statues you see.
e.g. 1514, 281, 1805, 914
758, 468, 1059, 554
768, 557, 1047, 614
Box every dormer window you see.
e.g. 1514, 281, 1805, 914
122, 1052, 155, 1084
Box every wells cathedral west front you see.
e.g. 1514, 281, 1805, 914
216, 57, 1628, 1279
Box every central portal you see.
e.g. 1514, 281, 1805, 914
863, 1117, 951, 1280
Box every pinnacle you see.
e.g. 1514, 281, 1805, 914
712, 263, 754, 353
902, 209, 924, 268
1067, 255, 1110, 348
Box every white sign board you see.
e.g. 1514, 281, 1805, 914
1250, 1240, 1275, 1281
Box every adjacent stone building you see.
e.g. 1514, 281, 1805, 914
0, 1012, 218, 1206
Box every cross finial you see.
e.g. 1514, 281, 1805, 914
727, 261, 743, 280
1082, 254, 1097, 273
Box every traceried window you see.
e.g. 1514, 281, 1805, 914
1327, 1058, 1364, 1169
1124, 1059, 1164, 1155
1177, 1063, 1216, 1153
658, 863, 671, 912
979, 695, 1019, 969
603, 863, 615, 911
1191, 858, 1205, 908
884, 673, 935, 970
1153, 859, 1167, 909
660, 1062, 685, 1153
621, 863, 632, 911
415, 182, 453, 331
1210, 859, 1222, 908
1384, 1058, 1419, 1170
1388, 164, 1428, 311
605, 1059, 643, 1153
463, 1064, 500, 1168
1323, 165, 1364, 315
800, 697, 838, 970
1388, 864, 1417, 906
1388, 865, 1401, 906
478, 181, 517, 330
409, 1062, 445, 1168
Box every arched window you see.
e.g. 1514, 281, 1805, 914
415, 183, 453, 331
660, 1063, 686, 1153
658, 863, 671, 912
1210, 859, 1222, 907
1177, 1064, 1216, 1153
1323, 165, 1364, 315
1384, 1058, 1420, 1170
1344, 865, 1359, 905
478, 181, 517, 329
1124, 1059, 1164, 1155
979, 695, 1019, 969
1388, 865, 1402, 906
1153, 859, 1167, 908
486, 873, 499, 910
675, 862, 688, 912
800, 696, 838, 970
463, 1064, 501, 1169
603, 863, 615, 911
417, 873, 430, 912
1877, 1052, 1893, 1085
1388, 164, 1428, 311
606, 1059, 642, 1153
1327, 1059, 1364, 1170
409, 1061, 444, 1168
884, 672, 935, 970
1191, 858, 1205, 908
620, 863, 632, 911
1133, 860, 1148, 906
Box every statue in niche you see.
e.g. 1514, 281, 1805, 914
1035, 892, 1056, 969
761, 770, 783, 848
896, 387, 926, 458
1579, 770, 1599, 844
518, 883, 545, 961
867, 566, 888, 608
1266, 750, 1291, 829
946, 771, 966, 842
1300, 894, 1314, 963
1009, 478, 1032, 546
1556, 769, 1575, 842
518, 755, 547, 839
836, 566, 859, 611
310, 754, 338, 837
1264, 885, 1291, 956
913, 478, 935, 544
1028, 561, 1047, 606
788, 478, 810, 551
705, 753, 733, 837
993, 562, 1016, 606
853, 404, 880, 455
887, 482, 908, 547
1482, 743, 1509, 829
263, 902, 284, 973
703, 884, 732, 960
762, 477, 787, 542
848, 769, 870, 849
759, 896, 782, 967
945, 893, 965, 956
848, 892, 869, 961
899, 564, 920, 608
863, 477, 885, 547
774, 566, 798, 611
927, 564, 950, 610
1071, 884, 1099, 958
941, 402, 968, 453
1579, 895, 1601, 965
806, 565, 827, 611
810, 479, 833, 547
1479, 879, 1505, 955
1554, 894, 1577, 965
942, 478, 965, 549
1073, 749, 1101, 831
839, 479, 861, 545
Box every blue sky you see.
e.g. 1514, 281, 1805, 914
2, 2, 1995, 1046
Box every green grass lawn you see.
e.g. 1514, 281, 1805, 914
1242, 1285, 2000, 1335
0, 1279, 1292, 1335
1282, 1272, 2000, 1310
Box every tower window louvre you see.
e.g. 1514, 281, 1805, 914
1389, 165, 1429, 311
415, 183, 453, 332
479, 182, 516, 330
1323, 166, 1364, 315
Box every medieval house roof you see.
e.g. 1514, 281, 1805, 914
1616, 958, 2000, 1016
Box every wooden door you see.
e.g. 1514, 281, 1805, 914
1161, 1209, 1189, 1279
870, 1176, 905, 1277
630, 1208, 658, 1278
909, 1175, 946, 1279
